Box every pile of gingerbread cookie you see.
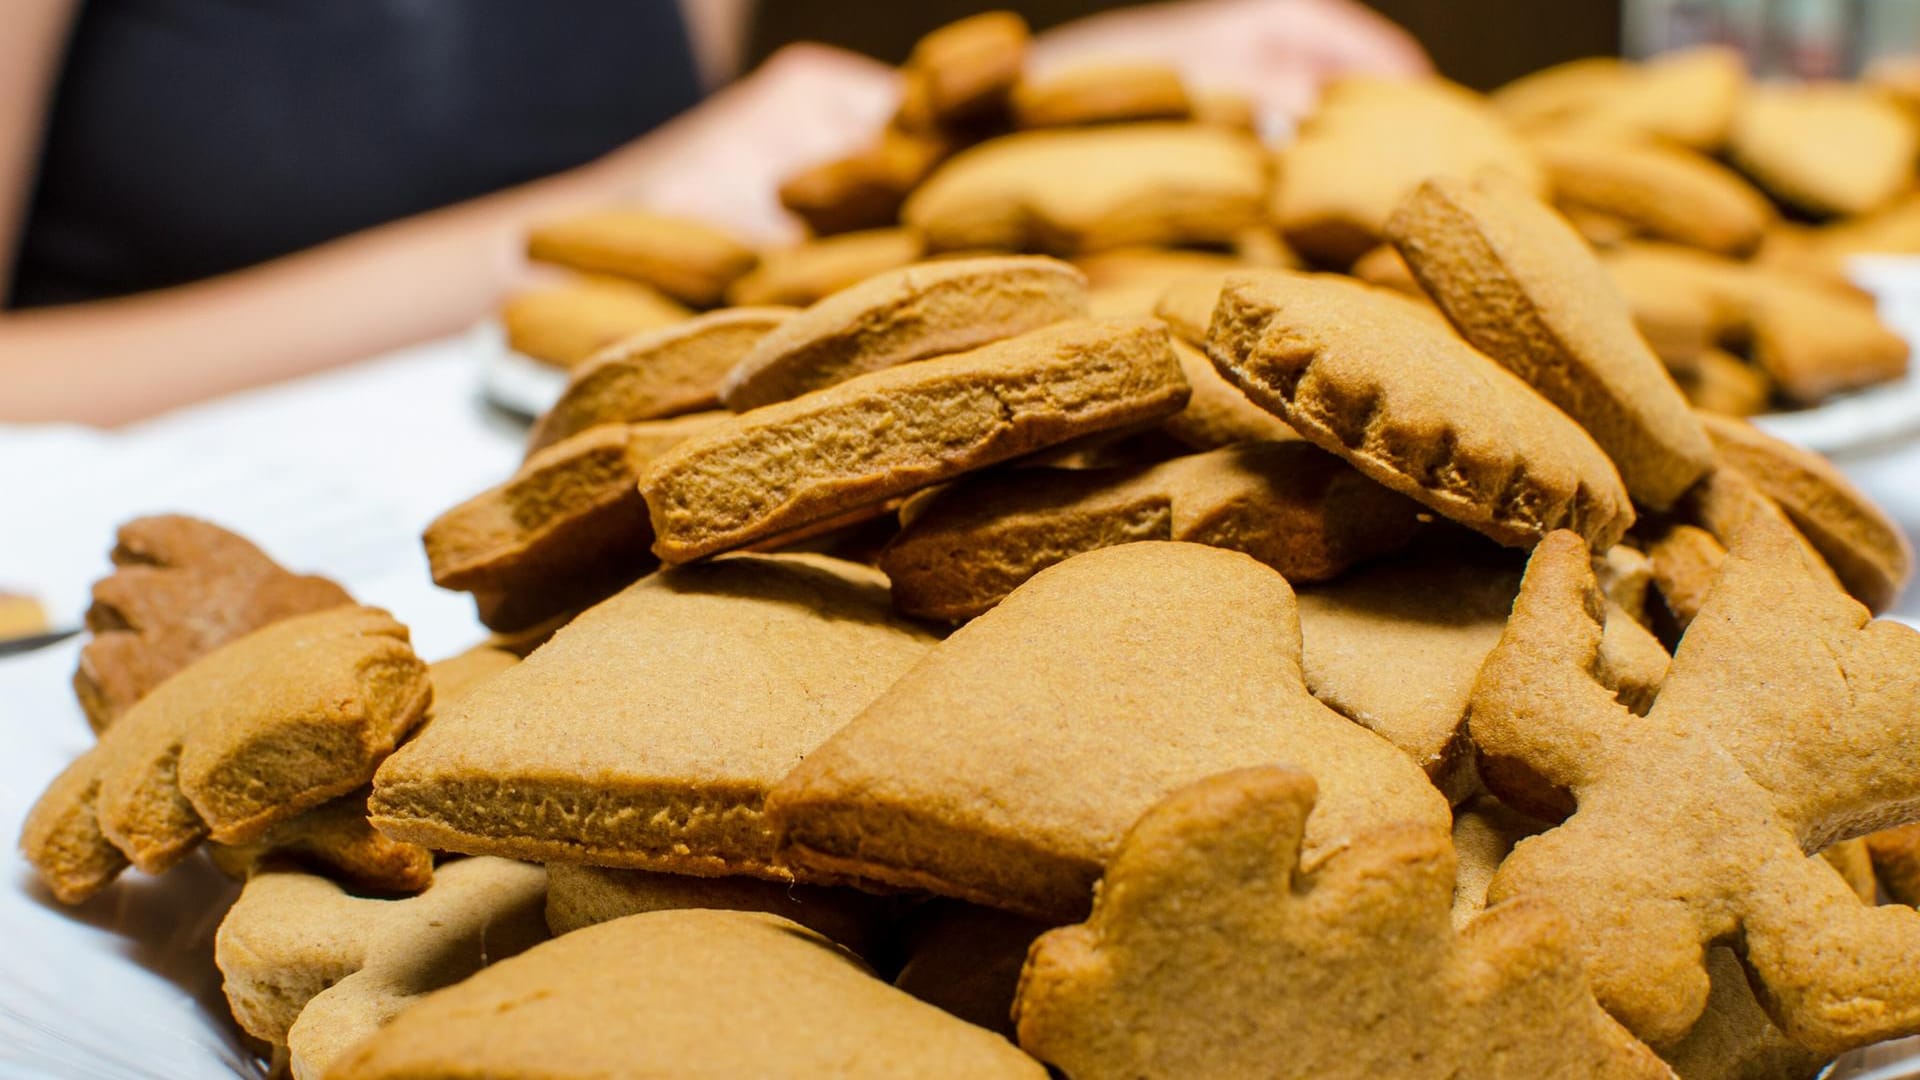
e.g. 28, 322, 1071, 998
21, 12, 1920, 1080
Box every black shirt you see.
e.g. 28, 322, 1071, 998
9, 0, 702, 308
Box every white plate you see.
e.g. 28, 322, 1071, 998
475, 322, 568, 420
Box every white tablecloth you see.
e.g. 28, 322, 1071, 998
1, 332, 1917, 1078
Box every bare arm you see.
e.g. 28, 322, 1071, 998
0, 27, 892, 427
0, 0, 79, 303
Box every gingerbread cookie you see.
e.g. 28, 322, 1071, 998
1543, 47, 1745, 150
526, 209, 757, 308
543, 863, 894, 960
208, 788, 433, 897
1207, 271, 1634, 548
217, 856, 548, 1080
1012, 767, 1670, 1078
904, 124, 1269, 255
894, 10, 1028, 133
1492, 56, 1629, 131
1274, 76, 1544, 266
779, 127, 955, 236
725, 228, 924, 308
1868, 825, 1920, 906
1675, 348, 1772, 417
329, 909, 1045, 1079
643, 318, 1190, 564
24, 606, 430, 904
1699, 412, 1912, 613
501, 276, 690, 369
424, 414, 724, 631
1010, 63, 1191, 129
372, 555, 936, 879
880, 441, 1421, 621
1469, 514, 1920, 1051
720, 256, 1087, 410
1160, 338, 1299, 448
769, 541, 1450, 919
1729, 84, 1918, 218
1388, 174, 1713, 510
74, 515, 352, 732
528, 308, 792, 450
1532, 135, 1774, 257
1349, 244, 1426, 297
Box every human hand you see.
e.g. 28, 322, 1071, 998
585, 44, 899, 244
1033, 0, 1431, 139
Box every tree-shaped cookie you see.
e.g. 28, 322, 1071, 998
216, 856, 549, 1080
1469, 506, 1920, 1053
22, 606, 431, 904
1013, 766, 1671, 1079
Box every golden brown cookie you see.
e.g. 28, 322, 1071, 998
1348, 243, 1426, 296
542, 863, 894, 960
1868, 824, 1920, 906
893, 901, 1053, 1038
1604, 242, 1908, 405
720, 255, 1087, 410
371, 555, 936, 880
1207, 270, 1634, 548
73, 515, 353, 732
528, 308, 792, 451
423, 414, 723, 631
1759, 193, 1920, 285
501, 276, 691, 369
327, 909, 1046, 1080
1010, 63, 1191, 129
642, 318, 1190, 564
779, 127, 956, 236
894, 10, 1029, 132
1533, 134, 1774, 256
1544, 47, 1746, 151
1194, 89, 1259, 132
904, 123, 1269, 255
880, 441, 1421, 621
216, 857, 549, 1080
1469, 514, 1920, 1052
205, 648, 510, 896
1491, 55, 1629, 131
769, 541, 1451, 920
1389, 174, 1713, 510
1013, 766, 1671, 1079
1447, 795, 1830, 1079
1274, 76, 1545, 266
526, 209, 757, 308
1698, 412, 1912, 614
1729, 84, 1918, 218
725, 228, 925, 308
0, 592, 46, 639
1675, 348, 1772, 417
24, 607, 430, 905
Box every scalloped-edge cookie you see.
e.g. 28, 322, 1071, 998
720, 256, 1087, 411
769, 541, 1450, 920
216, 857, 548, 1080
1012, 766, 1671, 1079
879, 441, 1421, 621
327, 909, 1046, 1080
371, 555, 936, 880
904, 123, 1269, 256
528, 308, 793, 451
526, 209, 757, 308
1388, 174, 1712, 509
1207, 270, 1633, 549
643, 317, 1190, 564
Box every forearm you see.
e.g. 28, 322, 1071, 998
0, 163, 624, 427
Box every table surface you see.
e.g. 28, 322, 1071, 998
1, 332, 1916, 1077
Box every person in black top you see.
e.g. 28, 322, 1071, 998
0, 0, 1424, 425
